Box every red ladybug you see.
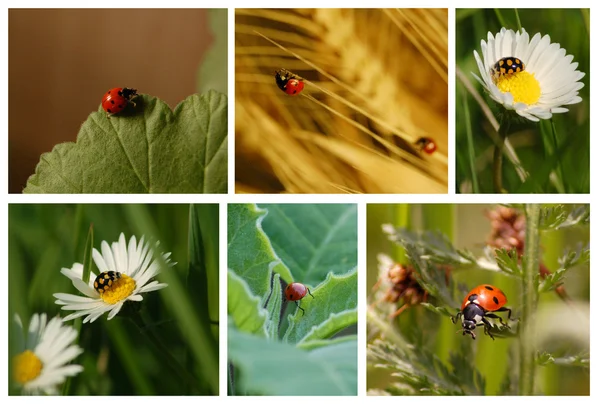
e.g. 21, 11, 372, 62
452, 284, 512, 339
275, 69, 305, 96
415, 137, 437, 154
102, 87, 138, 116
284, 282, 314, 315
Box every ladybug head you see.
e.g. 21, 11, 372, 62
121, 88, 138, 100
460, 304, 485, 339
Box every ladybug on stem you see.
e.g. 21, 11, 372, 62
452, 284, 512, 340
415, 137, 437, 154
275, 69, 305, 96
285, 282, 314, 316
102, 87, 138, 116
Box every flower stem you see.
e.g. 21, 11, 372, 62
494, 118, 510, 193
519, 203, 540, 395
131, 313, 203, 394
514, 9, 522, 31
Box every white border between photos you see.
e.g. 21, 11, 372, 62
2, 1, 597, 418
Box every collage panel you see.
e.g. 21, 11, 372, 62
9, 9, 227, 194
456, 8, 589, 193
228, 204, 358, 395
235, 8, 448, 194
367, 204, 590, 395
8, 204, 219, 395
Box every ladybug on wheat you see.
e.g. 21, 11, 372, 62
452, 284, 512, 340
285, 282, 314, 316
102, 87, 138, 116
275, 69, 305, 96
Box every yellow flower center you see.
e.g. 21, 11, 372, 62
495, 71, 541, 105
99, 273, 136, 304
13, 350, 43, 384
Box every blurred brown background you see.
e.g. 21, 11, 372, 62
9, 9, 213, 193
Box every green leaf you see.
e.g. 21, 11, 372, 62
297, 335, 357, 350
421, 302, 457, 318
228, 324, 357, 395
24, 91, 227, 193
284, 269, 358, 344
198, 9, 227, 94
187, 204, 209, 321
494, 248, 523, 278
539, 204, 590, 230
536, 351, 590, 368
538, 269, 565, 293
227, 204, 278, 297
559, 245, 590, 270
258, 204, 358, 286
81, 223, 94, 288
227, 270, 268, 337
382, 225, 459, 308
264, 270, 284, 339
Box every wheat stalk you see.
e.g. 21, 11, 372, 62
235, 8, 448, 193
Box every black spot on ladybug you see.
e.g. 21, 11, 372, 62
485, 285, 494, 291
107, 109, 112, 113
111, 100, 115, 104
118, 104, 123, 108
493, 296, 499, 305
468, 294, 478, 302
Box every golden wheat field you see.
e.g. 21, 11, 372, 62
235, 8, 449, 194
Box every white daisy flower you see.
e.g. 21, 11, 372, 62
12, 313, 83, 395
473, 27, 585, 121
54, 233, 174, 323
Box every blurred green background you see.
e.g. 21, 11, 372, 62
9, 204, 219, 395
456, 9, 590, 193
367, 204, 589, 395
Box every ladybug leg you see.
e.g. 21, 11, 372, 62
451, 311, 462, 325
463, 329, 476, 340
494, 306, 512, 320
485, 311, 510, 328
306, 287, 314, 299
295, 301, 305, 316
480, 318, 496, 340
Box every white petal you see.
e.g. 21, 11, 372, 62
101, 240, 117, 271
54, 293, 98, 303
107, 302, 124, 320
138, 281, 169, 293
92, 248, 109, 273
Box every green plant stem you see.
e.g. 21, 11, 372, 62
494, 9, 507, 28
519, 204, 540, 395
131, 313, 202, 394
549, 120, 566, 193
462, 87, 479, 193
514, 9, 522, 31
494, 119, 510, 193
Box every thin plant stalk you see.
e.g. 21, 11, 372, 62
549, 120, 566, 193
514, 9, 522, 31
494, 9, 507, 28
131, 313, 203, 394
494, 118, 510, 193
519, 204, 540, 395
462, 87, 479, 192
